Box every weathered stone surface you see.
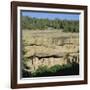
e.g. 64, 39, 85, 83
22, 30, 79, 72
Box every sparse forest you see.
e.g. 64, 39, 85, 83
21, 16, 79, 32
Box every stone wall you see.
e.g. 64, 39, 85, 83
24, 53, 79, 72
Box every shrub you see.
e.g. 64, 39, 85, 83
62, 64, 72, 69
49, 64, 62, 73
32, 65, 50, 77
22, 69, 32, 77
31, 63, 79, 77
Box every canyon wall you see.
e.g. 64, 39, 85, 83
22, 30, 79, 72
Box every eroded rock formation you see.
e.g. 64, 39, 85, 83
22, 31, 79, 72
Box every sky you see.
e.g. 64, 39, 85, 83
21, 11, 80, 20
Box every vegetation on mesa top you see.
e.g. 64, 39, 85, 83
21, 16, 79, 32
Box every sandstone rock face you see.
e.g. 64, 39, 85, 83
22, 30, 79, 72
